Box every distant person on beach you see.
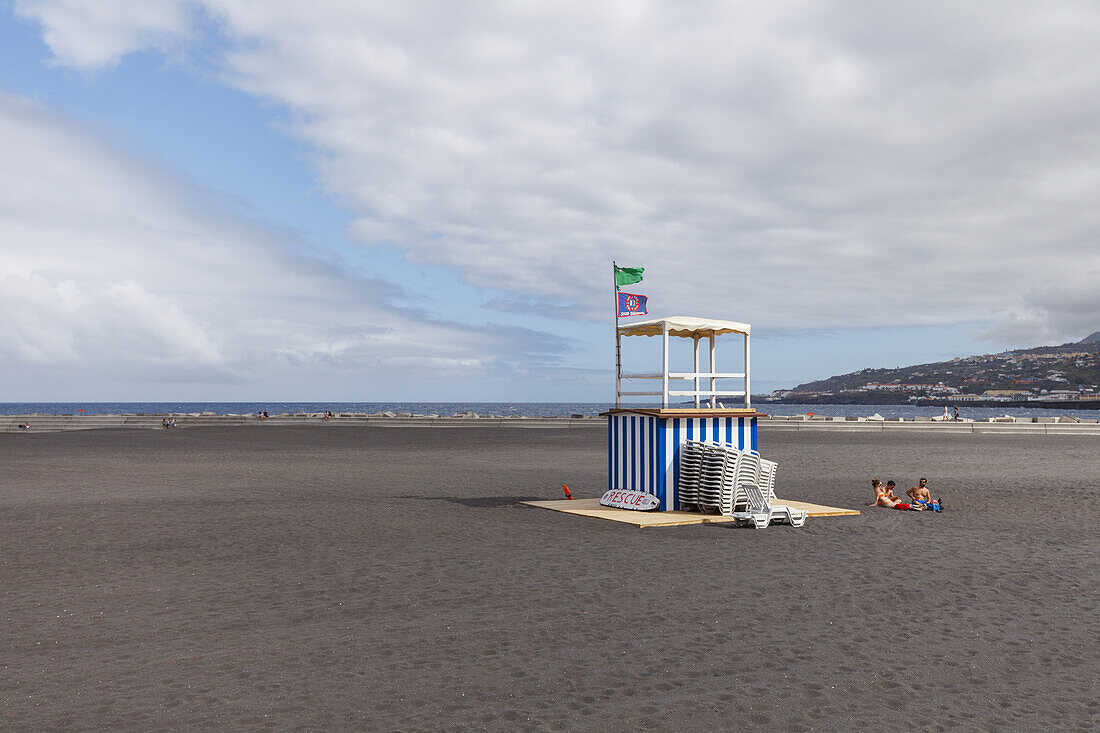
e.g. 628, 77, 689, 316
907, 478, 932, 505
884, 480, 906, 506
953, 406, 959, 421
871, 479, 917, 510
941, 406, 950, 420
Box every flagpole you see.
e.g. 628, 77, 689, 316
613, 260, 621, 408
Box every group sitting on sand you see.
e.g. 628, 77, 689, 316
870, 478, 942, 511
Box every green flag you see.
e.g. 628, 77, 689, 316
614, 265, 644, 287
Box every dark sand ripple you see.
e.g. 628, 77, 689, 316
2, 427, 1097, 730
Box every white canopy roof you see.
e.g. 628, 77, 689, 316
617, 316, 751, 338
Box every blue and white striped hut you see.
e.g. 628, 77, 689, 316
607, 316, 762, 511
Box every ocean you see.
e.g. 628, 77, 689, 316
1, 401, 1097, 421
0, 402, 609, 418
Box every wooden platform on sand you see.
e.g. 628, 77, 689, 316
521, 497, 859, 527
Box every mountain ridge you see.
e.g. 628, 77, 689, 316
770, 332, 1100, 403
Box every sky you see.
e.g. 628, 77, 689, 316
1, 1, 1098, 402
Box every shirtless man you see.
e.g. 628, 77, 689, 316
907, 478, 932, 505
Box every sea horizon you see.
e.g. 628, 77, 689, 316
2, 401, 1098, 421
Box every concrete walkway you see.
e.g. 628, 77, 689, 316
2, 413, 1098, 434
757, 415, 1100, 435
0, 413, 604, 433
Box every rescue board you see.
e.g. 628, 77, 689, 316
600, 489, 660, 511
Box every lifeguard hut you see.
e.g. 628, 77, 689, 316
606, 316, 764, 510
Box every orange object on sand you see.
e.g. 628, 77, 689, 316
562, 485, 573, 500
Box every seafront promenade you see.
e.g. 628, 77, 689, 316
3, 411, 1099, 434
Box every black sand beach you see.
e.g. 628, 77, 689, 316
2, 426, 1097, 730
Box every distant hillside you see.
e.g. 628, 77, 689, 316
769, 333, 1100, 404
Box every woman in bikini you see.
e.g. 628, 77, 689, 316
871, 479, 917, 510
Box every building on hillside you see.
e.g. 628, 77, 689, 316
1040, 390, 1083, 400
983, 389, 1032, 398
862, 383, 959, 394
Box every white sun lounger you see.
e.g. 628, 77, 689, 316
731, 448, 760, 512
758, 458, 777, 501
732, 484, 808, 529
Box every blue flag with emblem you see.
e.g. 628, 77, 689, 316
617, 292, 648, 317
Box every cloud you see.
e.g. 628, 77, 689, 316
0, 92, 569, 394
978, 270, 1100, 345
13, 1, 1100, 345
14, 0, 194, 69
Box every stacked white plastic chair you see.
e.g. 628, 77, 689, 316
676, 442, 803, 528
696, 443, 729, 514
679, 441, 757, 515
731, 449, 761, 512
676, 440, 707, 511
714, 449, 740, 515
758, 458, 778, 501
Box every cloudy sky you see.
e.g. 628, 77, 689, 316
2, 1, 1098, 402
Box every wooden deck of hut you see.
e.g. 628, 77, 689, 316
522, 498, 860, 528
